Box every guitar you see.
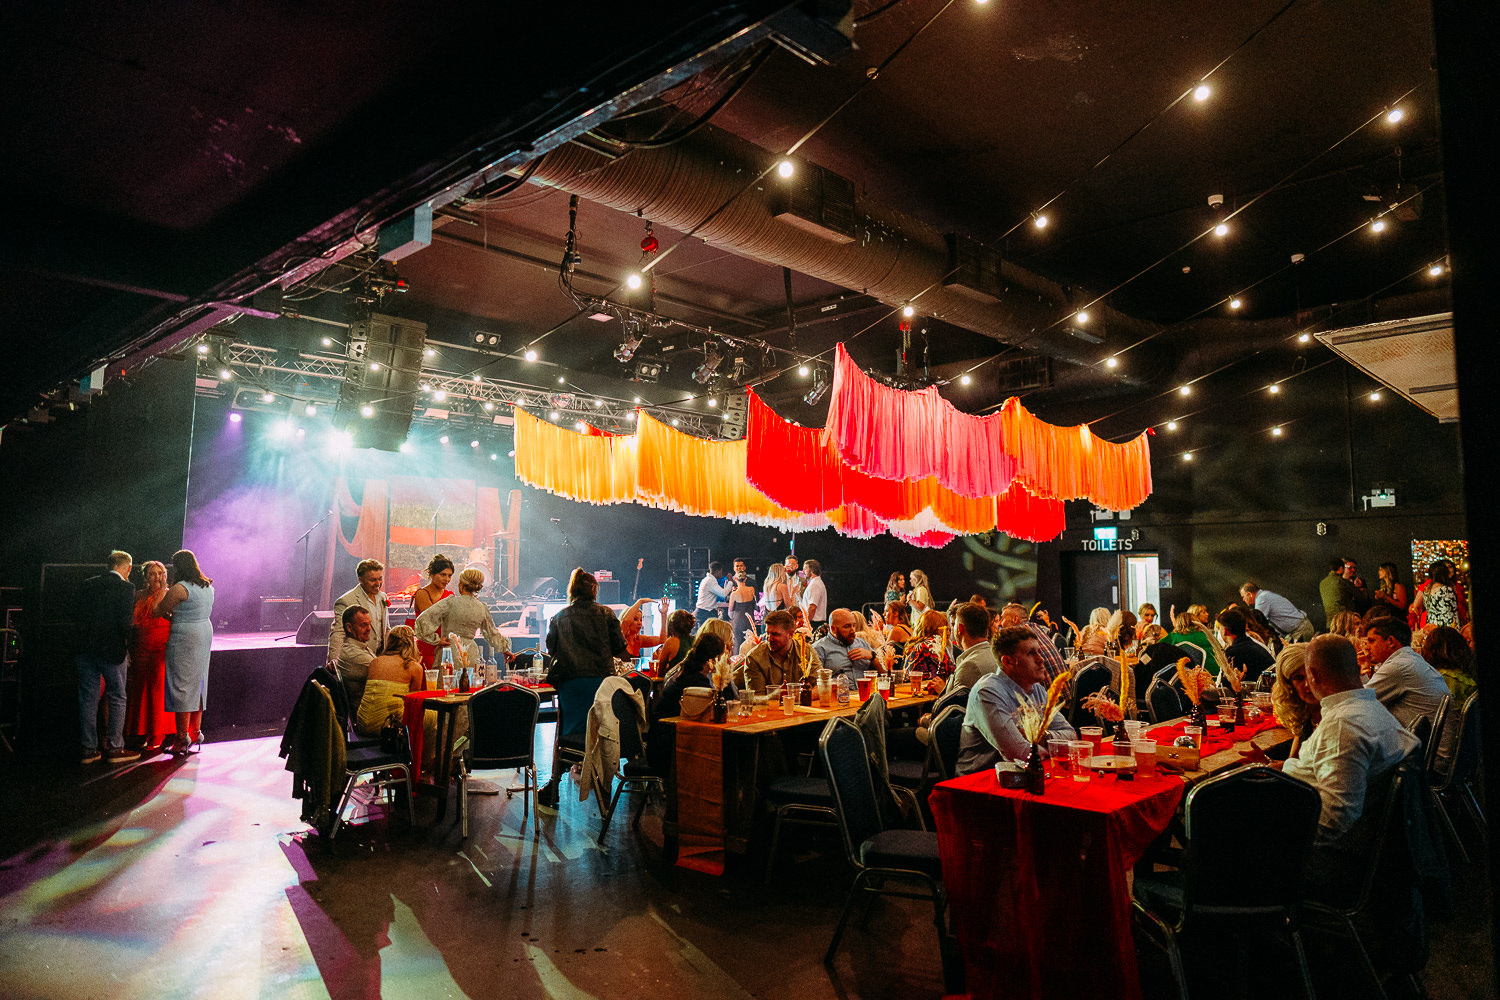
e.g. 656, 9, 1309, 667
631, 557, 644, 603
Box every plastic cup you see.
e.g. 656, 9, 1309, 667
424, 669, 439, 690
1123, 720, 1146, 743
738, 689, 755, 718
876, 674, 891, 696
1184, 724, 1203, 748
1070, 740, 1093, 781
1133, 740, 1158, 777
1080, 726, 1103, 754
857, 676, 872, 700
908, 670, 923, 695
1049, 737, 1072, 776
782, 684, 797, 716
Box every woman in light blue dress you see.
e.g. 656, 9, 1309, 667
156, 549, 215, 754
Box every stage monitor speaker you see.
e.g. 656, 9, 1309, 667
334, 313, 428, 451
521, 576, 559, 600
294, 611, 335, 646
596, 580, 620, 605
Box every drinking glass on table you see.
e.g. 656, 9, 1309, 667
1123, 719, 1145, 743
876, 674, 891, 697
1184, 724, 1203, 748
1070, 740, 1093, 781
857, 676, 872, 701
1132, 739, 1158, 777
1080, 726, 1103, 754
738, 689, 755, 718
908, 670, 923, 695
1048, 736, 1072, 777
782, 684, 798, 716
424, 669, 439, 691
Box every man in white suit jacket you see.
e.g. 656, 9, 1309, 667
328, 558, 389, 665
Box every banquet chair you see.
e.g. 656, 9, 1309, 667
459, 682, 541, 839
552, 676, 606, 791
623, 670, 654, 707
1068, 659, 1114, 727
1146, 665, 1188, 724
819, 717, 952, 985
1428, 692, 1484, 865
598, 687, 662, 844
1132, 764, 1321, 1000
763, 769, 839, 883
1301, 757, 1430, 1000
321, 680, 416, 840
1179, 644, 1207, 670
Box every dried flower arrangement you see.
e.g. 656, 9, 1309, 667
1015, 669, 1074, 744
1174, 657, 1213, 705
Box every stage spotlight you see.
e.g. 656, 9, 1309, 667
305, 403, 318, 417
692, 345, 724, 385
322, 337, 332, 346
1193, 83, 1211, 102
1105, 357, 1119, 369
626, 272, 643, 290
228, 412, 242, 424
615, 330, 644, 363
262, 392, 275, 402
424, 347, 435, 357
959, 374, 972, 386
707, 397, 717, 407
490, 453, 498, 461
549, 411, 559, 421
196, 344, 209, 355
483, 401, 495, 411
439, 434, 450, 444
434, 390, 447, 402
797, 364, 810, 377
777, 159, 794, 179
369, 361, 381, 371
575, 421, 587, 432
220, 368, 233, 380
803, 369, 830, 406
470, 440, 479, 448
902, 305, 915, 318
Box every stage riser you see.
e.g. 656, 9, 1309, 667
207, 644, 327, 729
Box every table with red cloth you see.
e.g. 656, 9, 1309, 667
930, 768, 1186, 1000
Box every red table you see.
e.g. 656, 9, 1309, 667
930, 767, 1185, 1000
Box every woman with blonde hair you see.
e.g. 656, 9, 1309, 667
1270, 644, 1320, 756
1326, 611, 1362, 637
1136, 603, 1167, 647
1074, 607, 1112, 656
415, 567, 509, 672
907, 569, 933, 616
126, 559, 176, 751
904, 609, 953, 686
762, 562, 792, 611
355, 625, 425, 736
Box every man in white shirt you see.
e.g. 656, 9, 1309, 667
783, 554, 804, 608
1283, 635, 1418, 898
801, 559, 828, 628
949, 602, 999, 691
330, 558, 388, 664
694, 560, 728, 628
1362, 616, 1448, 732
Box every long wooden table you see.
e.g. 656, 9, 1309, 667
660, 690, 937, 871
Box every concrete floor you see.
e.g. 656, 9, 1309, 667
0, 731, 1493, 1000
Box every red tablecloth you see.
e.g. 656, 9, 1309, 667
401, 690, 452, 784
1148, 712, 1282, 759
930, 768, 1185, 1000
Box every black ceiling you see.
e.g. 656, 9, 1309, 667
2, 0, 1450, 433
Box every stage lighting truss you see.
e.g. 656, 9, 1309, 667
212, 340, 724, 438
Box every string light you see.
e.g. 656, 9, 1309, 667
1182, 452, 1194, 461
322, 337, 332, 346
1105, 356, 1119, 369
439, 434, 450, 444
360, 404, 373, 418
1214, 222, 1229, 237
1075, 309, 1090, 325
625, 272, 643, 290
1271, 426, 1283, 437
1385, 107, 1404, 124
798, 364, 810, 376
472, 374, 481, 383
1033, 213, 1048, 230
558, 376, 566, 384
902, 305, 916, 318
369, 362, 380, 371
1193, 84, 1211, 102
1178, 385, 1191, 396
1370, 218, 1387, 233
424, 348, 435, 357
633, 396, 642, 403
959, 374, 972, 386
524, 349, 538, 362
1298, 333, 1311, 344
434, 390, 447, 401
1228, 297, 1243, 310
1166, 420, 1178, 431
671, 418, 680, 427
707, 397, 717, 407
776, 159, 794, 179
1268, 384, 1280, 394
1369, 391, 1382, 402
1428, 263, 1445, 277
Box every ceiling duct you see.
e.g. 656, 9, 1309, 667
529, 131, 1158, 380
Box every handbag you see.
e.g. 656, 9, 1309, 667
380, 714, 409, 756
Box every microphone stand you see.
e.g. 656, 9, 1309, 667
279, 507, 336, 641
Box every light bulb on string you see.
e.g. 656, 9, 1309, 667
625, 272, 643, 290
902, 304, 916, 318
1193, 84, 1211, 102
959, 374, 972, 386
1166, 420, 1178, 431
1428, 263, 1445, 277
1182, 452, 1194, 461
1369, 391, 1382, 402
1268, 384, 1280, 395
798, 364, 810, 377
1033, 213, 1048, 230
776, 159, 794, 179
1298, 333, 1311, 344
1370, 218, 1387, 234
1214, 222, 1229, 237
1228, 297, 1242, 311
1386, 107, 1404, 125
524, 349, 538, 362
1272, 426, 1283, 437
1178, 385, 1192, 396
1075, 309, 1090, 325
1104, 356, 1119, 369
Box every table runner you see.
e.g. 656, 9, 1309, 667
1149, 712, 1282, 760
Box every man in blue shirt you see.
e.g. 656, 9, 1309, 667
956, 626, 1076, 775
1240, 581, 1314, 642
813, 608, 875, 680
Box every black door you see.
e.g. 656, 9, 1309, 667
1061, 552, 1120, 625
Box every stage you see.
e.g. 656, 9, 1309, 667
207, 631, 327, 731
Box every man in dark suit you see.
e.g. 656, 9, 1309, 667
77, 550, 141, 763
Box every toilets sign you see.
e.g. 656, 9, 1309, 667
1082, 526, 1135, 551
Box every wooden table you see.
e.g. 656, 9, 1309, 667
660, 690, 937, 870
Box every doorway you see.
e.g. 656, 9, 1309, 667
1122, 553, 1160, 617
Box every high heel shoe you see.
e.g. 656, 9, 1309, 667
184, 731, 204, 753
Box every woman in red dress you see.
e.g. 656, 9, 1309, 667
409, 553, 455, 669
126, 560, 176, 751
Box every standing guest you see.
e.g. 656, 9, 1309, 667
801, 559, 828, 629
415, 568, 509, 671
654, 610, 697, 676
619, 596, 670, 660
1136, 603, 1167, 647
812, 608, 875, 680
761, 562, 792, 612
949, 602, 1000, 690
732, 557, 748, 579
694, 560, 728, 628
784, 555, 805, 609
999, 603, 1067, 683
1282, 635, 1418, 896
1411, 560, 1459, 628
743, 609, 821, 693
1217, 608, 1275, 685
155, 549, 215, 755
1239, 582, 1315, 643
647, 633, 726, 773
333, 607, 375, 709
1362, 615, 1449, 732
1373, 562, 1408, 614
1270, 644, 1321, 756
331, 559, 389, 667
956, 627, 1077, 775
1320, 557, 1359, 628
906, 569, 933, 616
76, 550, 140, 764
126, 559, 176, 752
1342, 558, 1373, 613
538, 569, 628, 808
884, 572, 906, 605
727, 573, 758, 649
408, 553, 454, 668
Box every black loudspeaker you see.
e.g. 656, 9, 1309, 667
334, 313, 428, 451
596, 580, 620, 605
259, 596, 304, 631
294, 611, 335, 646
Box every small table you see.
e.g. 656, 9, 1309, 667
402, 682, 554, 818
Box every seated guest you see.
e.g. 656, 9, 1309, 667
949, 602, 1000, 690
1362, 615, 1448, 732
1422, 625, 1474, 771
883, 601, 913, 645
1326, 610, 1362, 637
332, 607, 375, 709
354, 626, 443, 766
1282, 635, 1419, 897
743, 610, 821, 693
1136, 602, 1168, 647
647, 633, 725, 773
904, 609, 954, 686
620, 597, 670, 659
1000, 602, 1067, 682
1270, 644, 1320, 757
330, 559, 388, 665
956, 627, 1078, 775
1217, 607, 1275, 685
1167, 611, 1224, 676
1074, 607, 1112, 656
653, 610, 697, 676
813, 608, 875, 680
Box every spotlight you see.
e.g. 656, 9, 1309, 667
627, 412, 637, 422
1033, 213, 1048, 230
1272, 426, 1283, 437
322, 337, 332, 346
471, 440, 479, 448
1179, 385, 1191, 396
707, 397, 717, 407
633, 396, 642, 404
305, 403, 318, 416
692, 345, 724, 385
574, 421, 586, 432
1228, 297, 1242, 310
615, 331, 643, 363
797, 364, 810, 377
671, 418, 680, 427
1075, 309, 1090, 325
1268, 384, 1280, 395
508, 450, 516, 458
524, 349, 538, 362
424, 348, 435, 357
1370, 218, 1387, 233
594, 399, 603, 407
490, 453, 498, 461
558, 376, 566, 385
625, 272, 643, 290
1105, 357, 1119, 369
399, 441, 411, 453
1183, 452, 1194, 461
472, 375, 481, 383
369, 361, 380, 371
803, 368, 831, 405
1298, 332, 1311, 344
959, 374, 972, 386
475, 333, 485, 343
902, 305, 915, 318
262, 392, 275, 402
776, 159, 794, 179
361, 404, 374, 418
1386, 107, 1404, 125
196, 343, 209, 355
1428, 263, 1444, 277
228, 412, 242, 424
440, 434, 450, 444
549, 411, 559, 421
1193, 83, 1211, 102
434, 390, 447, 402
220, 368, 233, 380
1369, 391, 1382, 402
483, 401, 495, 411
1166, 420, 1179, 432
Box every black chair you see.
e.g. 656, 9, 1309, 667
1146, 664, 1188, 723
598, 687, 662, 844
460, 682, 541, 839
623, 670, 654, 706
1069, 659, 1113, 726
1429, 692, 1484, 865
764, 764, 839, 882
1132, 764, 1321, 999
552, 675, 606, 792
1301, 757, 1428, 1000
1179, 644, 1207, 671
819, 717, 951, 979
318, 680, 415, 840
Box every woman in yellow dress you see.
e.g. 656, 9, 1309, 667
355, 625, 424, 737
